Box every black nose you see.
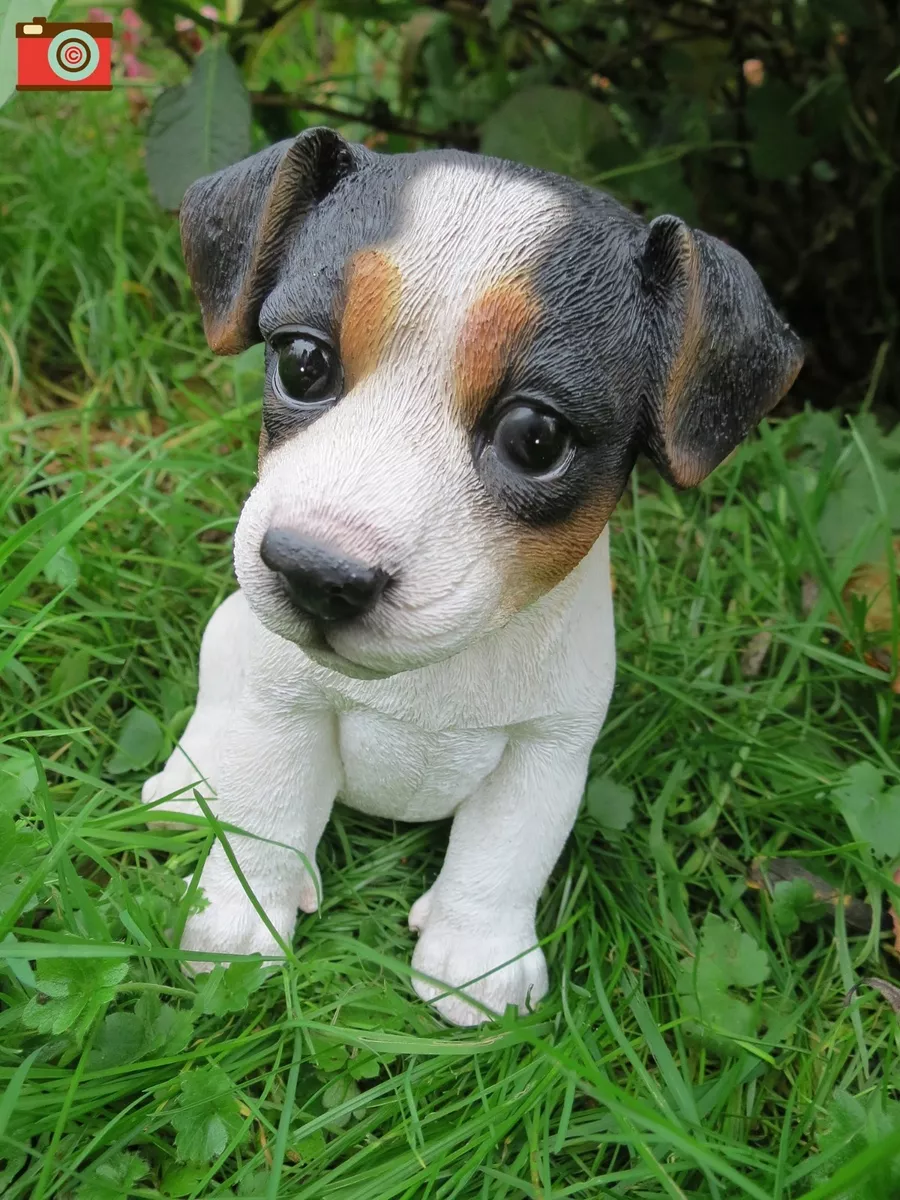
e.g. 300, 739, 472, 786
260, 528, 390, 622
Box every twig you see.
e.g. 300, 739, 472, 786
248, 92, 474, 147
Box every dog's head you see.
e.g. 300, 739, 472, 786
180, 127, 803, 678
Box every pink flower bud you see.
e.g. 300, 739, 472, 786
123, 51, 151, 78
742, 58, 765, 88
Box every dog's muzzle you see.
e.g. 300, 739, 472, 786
259, 527, 391, 623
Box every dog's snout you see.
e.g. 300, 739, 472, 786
260, 528, 390, 622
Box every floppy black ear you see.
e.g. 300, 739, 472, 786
637, 214, 804, 488
179, 127, 369, 355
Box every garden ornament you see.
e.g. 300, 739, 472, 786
142, 127, 803, 1025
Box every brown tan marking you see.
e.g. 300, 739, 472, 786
340, 249, 402, 390
661, 229, 706, 489
452, 277, 540, 428
502, 490, 619, 610
258, 425, 269, 470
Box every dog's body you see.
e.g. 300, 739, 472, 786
143, 131, 802, 1025
144, 532, 613, 1025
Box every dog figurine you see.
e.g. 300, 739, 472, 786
142, 127, 803, 1026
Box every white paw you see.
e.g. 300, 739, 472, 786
180, 889, 298, 974
411, 924, 548, 1027
142, 751, 215, 830
408, 888, 434, 933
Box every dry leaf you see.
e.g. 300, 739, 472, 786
844, 977, 900, 1015
890, 865, 900, 955
747, 856, 878, 933
741, 622, 774, 677
841, 540, 900, 690
801, 574, 821, 617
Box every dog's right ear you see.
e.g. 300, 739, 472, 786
179, 127, 367, 355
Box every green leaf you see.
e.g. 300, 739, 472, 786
321, 1076, 359, 1130
771, 878, 829, 934
74, 1151, 148, 1200
236, 1170, 272, 1197
138, 992, 194, 1056
747, 80, 815, 180
22, 958, 129, 1041
481, 86, 620, 179
170, 1065, 243, 1162
0, 750, 38, 814
834, 763, 900, 861
161, 1164, 211, 1196
0, 812, 37, 911
585, 775, 635, 832
677, 914, 769, 1047
146, 41, 251, 211
817, 448, 900, 564
43, 544, 79, 589
813, 1090, 900, 1192
193, 959, 271, 1017
51, 648, 92, 698
1, 932, 36, 988
347, 1049, 382, 1080
88, 1012, 147, 1069
621, 159, 698, 224
90, 993, 194, 1067
289, 1128, 326, 1164
661, 39, 731, 99
107, 708, 163, 776
486, 0, 513, 29
309, 1031, 349, 1074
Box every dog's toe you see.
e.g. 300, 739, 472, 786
411, 924, 547, 1026
179, 894, 296, 974
141, 749, 216, 829
407, 888, 434, 933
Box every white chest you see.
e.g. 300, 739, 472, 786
336, 707, 507, 821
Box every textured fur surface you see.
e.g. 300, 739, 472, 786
144, 129, 803, 1025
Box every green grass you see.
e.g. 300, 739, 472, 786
1, 87, 900, 1200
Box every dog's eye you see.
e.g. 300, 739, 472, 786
273, 334, 341, 404
493, 403, 573, 476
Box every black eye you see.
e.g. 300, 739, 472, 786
273, 333, 341, 404
493, 403, 573, 476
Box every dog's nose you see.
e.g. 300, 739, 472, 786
260, 528, 390, 622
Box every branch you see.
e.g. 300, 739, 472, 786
249, 92, 476, 148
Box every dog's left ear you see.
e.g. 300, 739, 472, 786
179, 127, 369, 355
637, 215, 804, 488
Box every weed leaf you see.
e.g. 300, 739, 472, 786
22, 958, 129, 1040
171, 1065, 243, 1162
834, 763, 900, 860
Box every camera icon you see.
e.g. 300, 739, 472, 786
16, 15, 113, 91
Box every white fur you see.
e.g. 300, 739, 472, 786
144, 161, 618, 1026
143, 531, 615, 1025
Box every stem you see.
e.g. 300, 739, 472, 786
249, 91, 475, 147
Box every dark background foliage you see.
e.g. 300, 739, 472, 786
133, 0, 900, 422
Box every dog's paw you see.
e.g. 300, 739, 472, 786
407, 888, 434, 933
411, 923, 548, 1027
142, 753, 215, 830
180, 890, 298, 975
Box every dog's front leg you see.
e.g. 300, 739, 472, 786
180, 705, 341, 971
408, 730, 595, 1026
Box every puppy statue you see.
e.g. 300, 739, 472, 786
143, 128, 803, 1026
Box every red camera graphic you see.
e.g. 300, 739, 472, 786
16, 16, 113, 91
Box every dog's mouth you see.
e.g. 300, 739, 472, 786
263, 573, 397, 680
300, 623, 397, 681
